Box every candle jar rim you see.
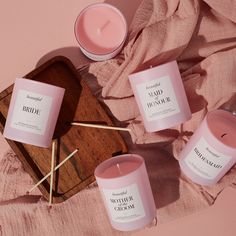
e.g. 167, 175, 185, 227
129, 60, 178, 79
206, 109, 236, 149
74, 2, 128, 56
94, 153, 144, 180
15, 78, 65, 91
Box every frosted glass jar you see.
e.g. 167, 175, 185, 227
3, 78, 65, 148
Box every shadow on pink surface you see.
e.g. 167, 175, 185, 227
124, 133, 181, 209
0, 195, 42, 205
105, 0, 143, 27
36, 46, 90, 69
36, 0, 143, 70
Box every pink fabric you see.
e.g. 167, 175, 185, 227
89, 0, 236, 151
1, 0, 236, 235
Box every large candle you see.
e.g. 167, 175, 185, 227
94, 154, 156, 231
129, 61, 191, 132
74, 3, 127, 61
179, 110, 236, 185
3, 78, 65, 148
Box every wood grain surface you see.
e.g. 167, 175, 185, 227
0, 56, 127, 203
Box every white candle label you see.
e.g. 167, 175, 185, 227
136, 76, 180, 121
184, 138, 232, 179
103, 183, 145, 223
11, 89, 52, 135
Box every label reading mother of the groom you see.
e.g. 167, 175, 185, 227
103, 184, 145, 223
185, 138, 232, 179
136, 76, 180, 121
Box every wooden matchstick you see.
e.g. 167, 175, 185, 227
28, 148, 79, 193
49, 140, 56, 206
70, 122, 131, 132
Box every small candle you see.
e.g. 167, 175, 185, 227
94, 154, 156, 231
3, 78, 65, 148
179, 110, 236, 185
74, 3, 127, 61
129, 61, 191, 132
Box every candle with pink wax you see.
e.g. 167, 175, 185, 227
129, 61, 191, 132
74, 3, 127, 61
94, 154, 156, 231
179, 110, 236, 185
3, 78, 65, 148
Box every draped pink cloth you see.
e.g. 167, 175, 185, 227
0, 0, 236, 235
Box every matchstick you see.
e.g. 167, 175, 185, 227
70, 122, 131, 132
28, 148, 79, 193
49, 140, 56, 206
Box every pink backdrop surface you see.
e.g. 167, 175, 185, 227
0, 0, 141, 157
0, 1, 235, 235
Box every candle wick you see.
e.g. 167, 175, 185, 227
116, 163, 122, 175
221, 133, 227, 138
97, 20, 110, 34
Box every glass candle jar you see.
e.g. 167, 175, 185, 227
94, 154, 156, 231
129, 61, 191, 132
3, 78, 65, 148
179, 110, 236, 185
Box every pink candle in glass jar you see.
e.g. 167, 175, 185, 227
179, 110, 236, 186
129, 61, 191, 132
3, 78, 65, 148
94, 154, 156, 231
74, 3, 127, 61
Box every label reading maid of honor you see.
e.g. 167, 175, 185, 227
136, 76, 180, 121
103, 183, 145, 223
11, 89, 52, 135
184, 138, 232, 179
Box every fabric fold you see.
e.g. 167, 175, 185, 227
1, 0, 236, 235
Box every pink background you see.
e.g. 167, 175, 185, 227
133, 187, 236, 236
0, 0, 141, 159
0, 1, 235, 235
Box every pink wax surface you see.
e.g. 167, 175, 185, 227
3, 78, 65, 148
207, 111, 236, 148
75, 3, 127, 55
99, 160, 142, 178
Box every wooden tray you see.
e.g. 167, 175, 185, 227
0, 56, 127, 203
